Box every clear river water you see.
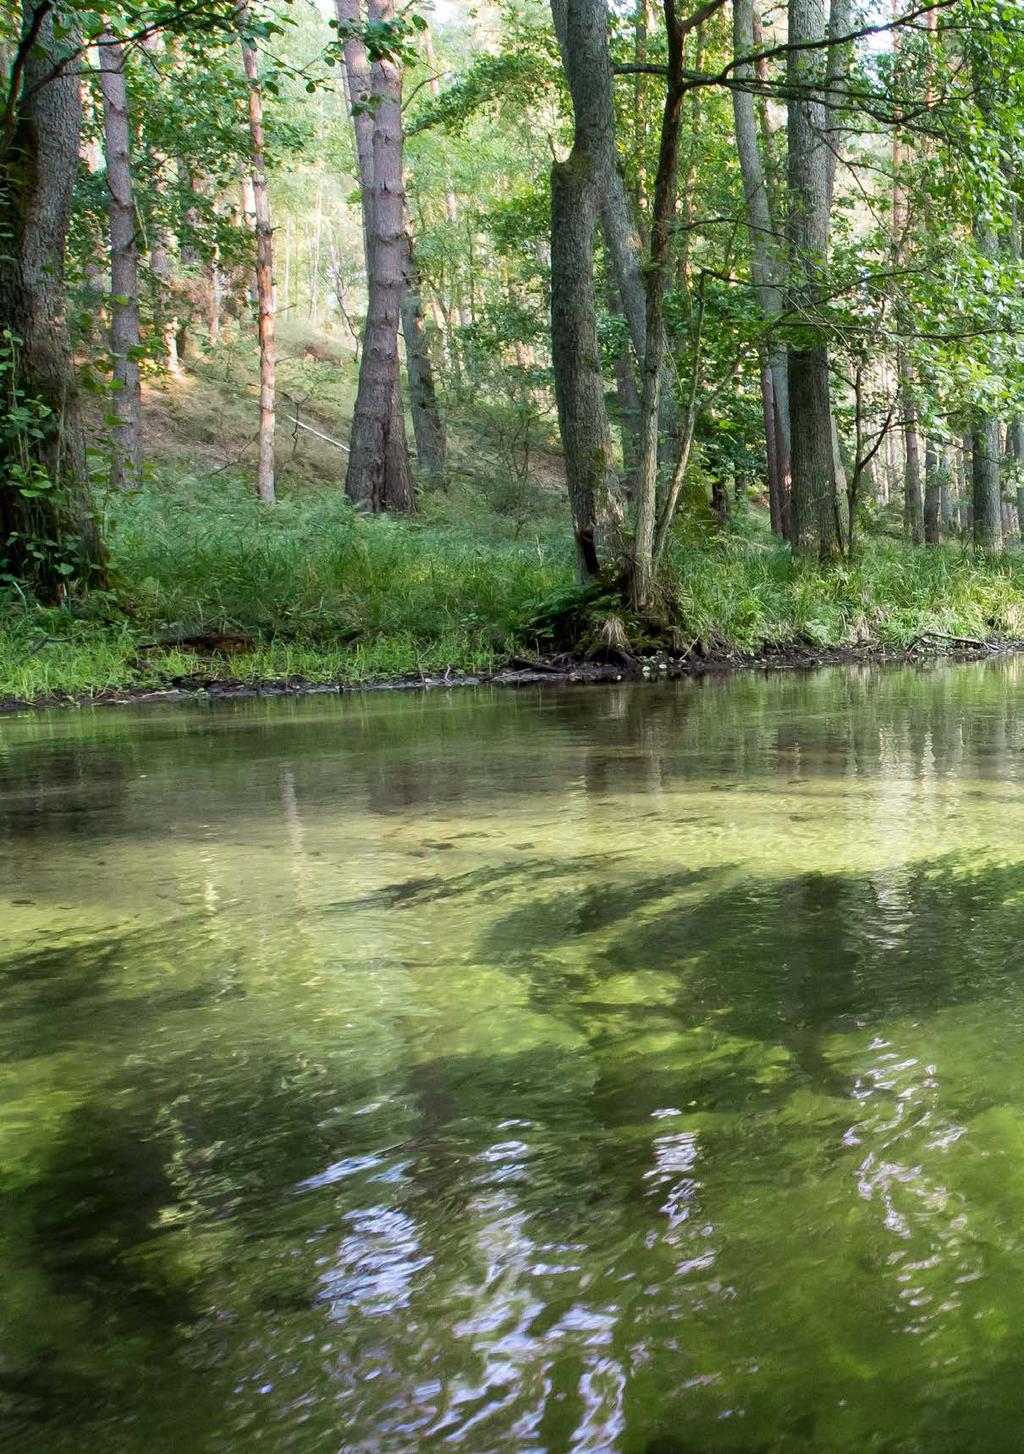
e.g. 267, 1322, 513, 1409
4, 663, 1024, 1453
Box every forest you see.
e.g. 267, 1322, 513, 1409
3, 0, 1024, 702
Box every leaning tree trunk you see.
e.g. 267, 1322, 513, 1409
972, 417, 1003, 553
550, 0, 646, 367
97, 32, 142, 492
786, 0, 840, 560
238, 3, 276, 504
551, 153, 621, 581
0, 4, 105, 597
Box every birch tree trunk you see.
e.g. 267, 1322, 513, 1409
97, 31, 142, 492
0, 4, 105, 596
239, 3, 276, 505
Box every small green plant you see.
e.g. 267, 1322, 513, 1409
0, 330, 82, 591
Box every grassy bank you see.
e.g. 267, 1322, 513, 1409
3, 473, 1024, 706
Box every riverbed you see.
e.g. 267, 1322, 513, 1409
4, 663, 1024, 1452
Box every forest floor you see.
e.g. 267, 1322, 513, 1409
4, 321, 1024, 711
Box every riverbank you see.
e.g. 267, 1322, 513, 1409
2, 634, 1020, 717
4, 477, 1024, 714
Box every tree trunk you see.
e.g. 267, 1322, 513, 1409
550, 0, 646, 366
609, 278, 641, 497
786, 0, 840, 560
342, 0, 414, 512
632, 2, 686, 610
939, 445, 952, 531
401, 225, 447, 480
239, 4, 276, 504
733, 0, 791, 536
551, 154, 620, 581
902, 387, 924, 544
924, 438, 941, 545
149, 203, 179, 372
0, 5, 105, 596
1011, 419, 1024, 536
760, 360, 783, 534
972, 417, 1003, 553
97, 32, 142, 492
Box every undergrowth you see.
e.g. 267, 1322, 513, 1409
3, 474, 1024, 704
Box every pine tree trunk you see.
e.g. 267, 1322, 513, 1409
239, 4, 276, 505
0, 5, 105, 596
97, 33, 142, 492
786, 0, 840, 560
343, 0, 413, 511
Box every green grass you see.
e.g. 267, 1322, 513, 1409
3, 475, 1024, 706
663, 533, 1024, 650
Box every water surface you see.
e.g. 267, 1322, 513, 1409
4, 664, 1024, 1452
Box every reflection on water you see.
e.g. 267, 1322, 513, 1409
5, 663, 1024, 1450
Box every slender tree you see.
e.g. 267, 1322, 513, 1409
97, 29, 142, 492
732, 0, 790, 538
238, 2, 276, 505
631, 0, 687, 609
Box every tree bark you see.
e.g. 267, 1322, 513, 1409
972, 417, 1003, 553
401, 224, 447, 480
342, 0, 414, 511
551, 154, 620, 581
238, 3, 276, 504
901, 386, 924, 544
924, 438, 941, 545
550, 0, 646, 366
786, 0, 840, 560
0, 5, 105, 596
733, 0, 790, 535
632, 0, 686, 609
1011, 419, 1024, 536
97, 32, 142, 492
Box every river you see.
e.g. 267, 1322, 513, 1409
4, 663, 1024, 1452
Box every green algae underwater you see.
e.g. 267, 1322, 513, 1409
4, 664, 1024, 1452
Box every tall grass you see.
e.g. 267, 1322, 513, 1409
3, 475, 1024, 704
